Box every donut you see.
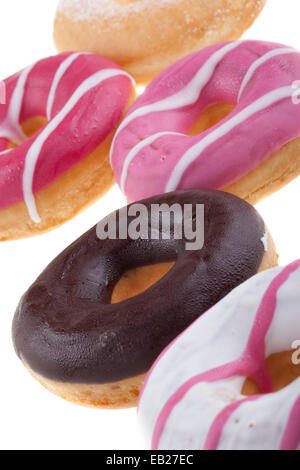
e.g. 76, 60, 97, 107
0, 52, 134, 240
138, 260, 300, 450
54, 0, 266, 85
12, 190, 277, 409
110, 40, 300, 205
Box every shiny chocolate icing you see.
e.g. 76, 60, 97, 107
13, 190, 266, 384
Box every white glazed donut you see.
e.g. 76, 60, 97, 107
138, 260, 300, 450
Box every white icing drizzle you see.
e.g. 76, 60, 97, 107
23, 68, 132, 223
165, 86, 295, 192
0, 149, 13, 156
120, 131, 183, 192
46, 52, 87, 120
110, 41, 241, 163
0, 62, 36, 145
238, 47, 296, 102
261, 232, 268, 252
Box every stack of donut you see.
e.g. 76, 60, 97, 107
3, 0, 299, 451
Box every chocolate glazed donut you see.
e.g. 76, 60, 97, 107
13, 190, 277, 408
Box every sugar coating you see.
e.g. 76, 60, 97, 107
57, 0, 265, 22
57, 0, 181, 21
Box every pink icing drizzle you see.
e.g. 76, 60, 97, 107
203, 395, 260, 450
150, 260, 300, 450
280, 396, 300, 450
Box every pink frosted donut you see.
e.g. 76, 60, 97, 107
0, 52, 133, 240
138, 260, 300, 450
111, 40, 300, 204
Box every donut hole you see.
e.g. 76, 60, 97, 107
242, 350, 300, 396
7, 115, 47, 148
22, 116, 47, 138
111, 262, 175, 303
188, 103, 234, 136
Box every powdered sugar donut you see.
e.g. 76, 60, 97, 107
139, 260, 300, 450
54, 0, 266, 85
111, 40, 300, 204
0, 53, 134, 240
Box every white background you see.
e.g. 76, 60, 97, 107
0, 0, 299, 450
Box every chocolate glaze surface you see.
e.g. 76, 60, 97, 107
13, 190, 266, 384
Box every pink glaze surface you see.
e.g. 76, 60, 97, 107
0, 53, 132, 218
111, 40, 300, 202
